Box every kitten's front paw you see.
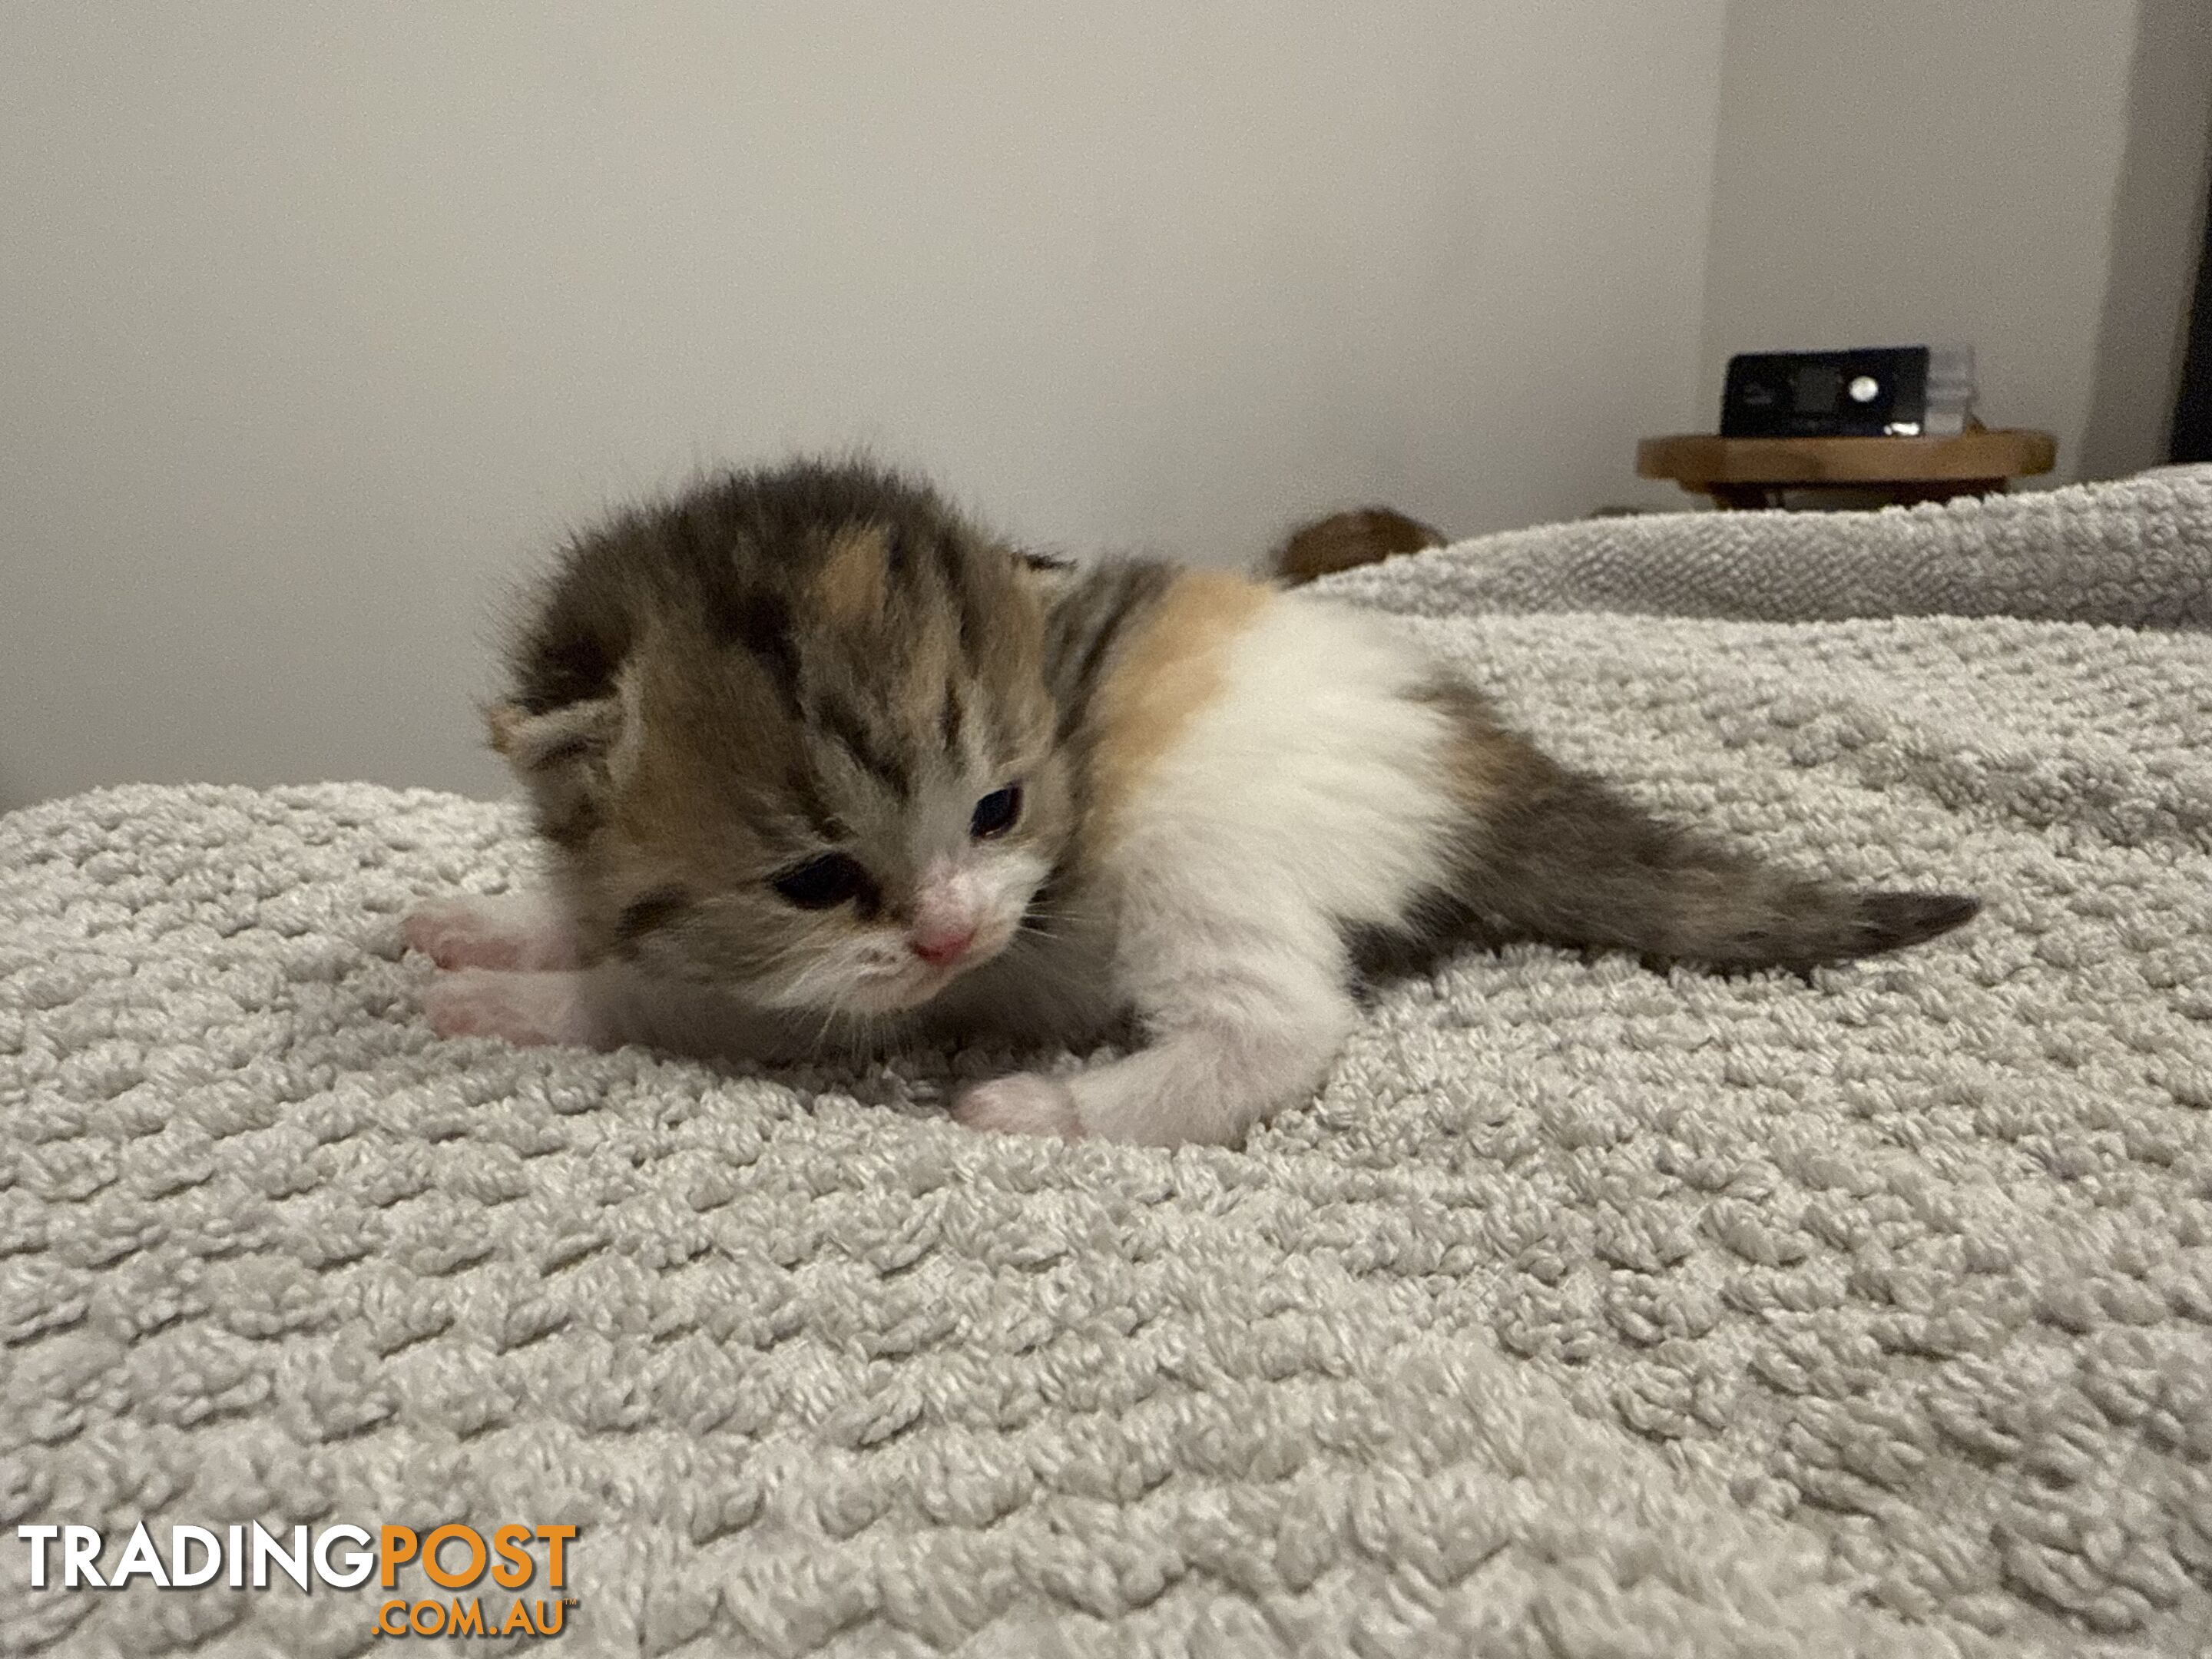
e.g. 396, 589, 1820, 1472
403, 895, 574, 972
422, 969, 590, 1048
953, 1074, 1083, 1140
405, 899, 518, 969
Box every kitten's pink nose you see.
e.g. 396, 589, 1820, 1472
911, 925, 978, 968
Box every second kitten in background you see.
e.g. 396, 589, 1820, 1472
1273, 506, 1449, 585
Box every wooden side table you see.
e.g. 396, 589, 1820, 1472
1636, 429, 2056, 510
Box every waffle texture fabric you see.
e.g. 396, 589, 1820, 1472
1329, 465, 2212, 629
3, 474, 2211, 1655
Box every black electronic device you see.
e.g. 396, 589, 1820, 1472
1720, 346, 1975, 438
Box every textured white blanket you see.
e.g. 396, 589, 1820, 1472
5, 475, 2211, 1656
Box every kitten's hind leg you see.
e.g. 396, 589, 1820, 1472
955, 948, 1355, 1147
403, 892, 578, 972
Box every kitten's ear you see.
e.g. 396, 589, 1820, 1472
485, 698, 621, 774
486, 698, 629, 846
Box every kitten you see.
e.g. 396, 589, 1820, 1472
1273, 505, 1448, 585
406, 459, 1978, 1147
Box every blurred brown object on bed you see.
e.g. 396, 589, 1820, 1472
1273, 506, 1448, 585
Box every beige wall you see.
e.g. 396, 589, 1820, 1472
1699, 0, 2212, 485
12, 4, 2204, 813
0, 3, 1730, 809
2079, 0, 2212, 480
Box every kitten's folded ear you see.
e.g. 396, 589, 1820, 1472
485, 698, 621, 773
485, 697, 627, 849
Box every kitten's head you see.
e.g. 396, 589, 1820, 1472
494, 463, 1072, 1019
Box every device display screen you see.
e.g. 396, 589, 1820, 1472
1792, 364, 1842, 415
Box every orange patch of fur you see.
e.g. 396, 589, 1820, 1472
816, 524, 889, 626
1411, 681, 1526, 827
1088, 570, 1272, 842
1441, 717, 1521, 826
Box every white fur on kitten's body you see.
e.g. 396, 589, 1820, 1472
416, 592, 1457, 1146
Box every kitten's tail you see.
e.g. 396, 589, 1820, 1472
1433, 697, 1979, 971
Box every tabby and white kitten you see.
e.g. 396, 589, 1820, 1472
406, 459, 1977, 1147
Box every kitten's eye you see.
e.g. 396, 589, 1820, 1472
970, 783, 1023, 839
770, 852, 871, 909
